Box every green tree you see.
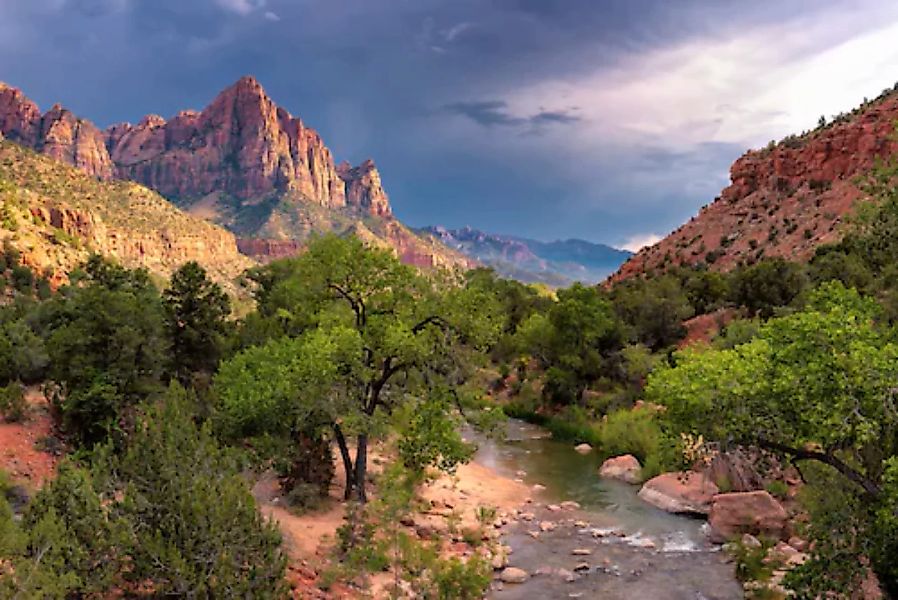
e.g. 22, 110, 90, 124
516, 283, 624, 404
217, 235, 499, 502
728, 258, 807, 317
40, 256, 168, 445
114, 385, 287, 597
163, 261, 231, 383
610, 275, 693, 350
646, 282, 898, 593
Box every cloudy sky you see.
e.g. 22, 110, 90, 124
2, 0, 898, 249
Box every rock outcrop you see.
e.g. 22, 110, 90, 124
337, 159, 392, 217
613, 88, 898, 281
708, 491, 789, 543
637, 471, 719, 515
0, 84, 113, 179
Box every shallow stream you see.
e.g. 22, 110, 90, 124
471, 420, 742, 599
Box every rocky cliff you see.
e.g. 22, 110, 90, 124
0, 140, 252, 292
613, 88, 898, 281
0, 78, 467, 270
0, 84, 114, 179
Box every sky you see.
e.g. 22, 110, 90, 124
2, 1, 898, 250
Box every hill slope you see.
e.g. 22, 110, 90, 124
420, 225, 630, 285
0, 78, 471, 271
613, 86, 898, 281
0, 138, 252, 291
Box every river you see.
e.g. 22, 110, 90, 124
470, 420, 743, 599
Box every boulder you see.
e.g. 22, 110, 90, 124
499, 567, 529, 584
637, 471, 719, 515
708, 491, 788, 543
599, 455, 643, 484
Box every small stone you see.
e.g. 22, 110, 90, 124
574, 520, 589, 528
741, 534, 762, 549
500, 567, 529, 584
558, 568, 579, 582
532, 484, 546, 492
571, 548, 592, 556
539, 521, 556, 532
561, 501, 581, 510
521, 512, 535, 521
573, 562, 591, 572
527, 531, 540, 539
535, 566, 554, 576
574, 443, 592, 454
547, 504, 561, 512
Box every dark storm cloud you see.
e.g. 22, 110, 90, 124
444, 101, 525, 127
443, 101, 582, 130
0, 0, 888, 245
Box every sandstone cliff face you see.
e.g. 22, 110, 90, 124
0, 140, 252, 292
0, 77, 469, 271
337, 159, 392, 217
106, 77, 350, 208
0, 84, 113, 180
613, 92, 898, 281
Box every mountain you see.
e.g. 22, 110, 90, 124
0, 138, 252, 292
0, 77, 471, 270
419, 226, 631, 286
613, 86, 898, 281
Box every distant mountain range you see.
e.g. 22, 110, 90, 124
418, 226, 631, 286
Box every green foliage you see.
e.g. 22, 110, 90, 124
396, 388, 473, 475
0, 381, 28, 422
516, 283, 624, 404
728, 258, 807, 318
163, 261, 231, 382
764, 480, 789, 500
648, 282, 898, 593
114, 386, 287, 597
712, 318, 761, 350
42, 256, 168, 445
0, 317, 49, 384
220, 235, 499, 502
596, 408, 676, 479
610, 274, 693, 350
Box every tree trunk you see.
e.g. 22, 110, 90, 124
333, 424, 355, 500
354, 434, 368, 503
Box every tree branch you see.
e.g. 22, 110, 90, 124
756, 436, 881, 499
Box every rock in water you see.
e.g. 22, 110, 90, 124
599, 455, 643, 484
637, 471, 719, 515
575, 443, 592, 454
500, 567, 529, 583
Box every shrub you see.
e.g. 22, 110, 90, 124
765, 480, 789, 500
0, 381, 27, 422
285, 482, 327, 514
117, 386, 287, 597
597, 408, 661, 463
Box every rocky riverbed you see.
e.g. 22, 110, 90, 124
470, 421, 742, 599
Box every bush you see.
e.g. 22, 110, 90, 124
0, 381, 27, 422
597, 408, 678, 478
117, 386, 287, 597
285, 482, 327, 514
